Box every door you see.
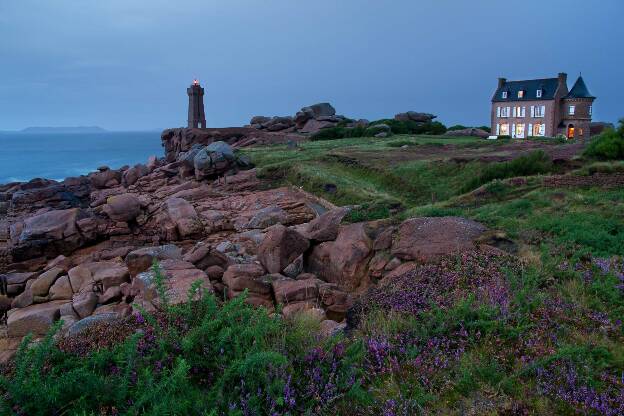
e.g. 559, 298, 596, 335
567, 124, 575, 139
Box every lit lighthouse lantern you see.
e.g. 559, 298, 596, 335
193, 79, 199, 86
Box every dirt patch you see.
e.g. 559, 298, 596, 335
543, 173, 624, 188
329, 141, 584, 167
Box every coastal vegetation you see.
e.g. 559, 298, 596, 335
2, 131, 624, 415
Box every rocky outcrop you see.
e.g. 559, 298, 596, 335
1, 121, 505, 364
445, 128, 489, 139
394, 111, 436, 123
250, 103, 348, 135
161, 128, 302, 162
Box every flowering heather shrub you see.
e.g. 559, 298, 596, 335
536, 359, 624, 415
352, 249, 520, 322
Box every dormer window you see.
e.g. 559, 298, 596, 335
518, 90, 525, 98
502, 91, 508, 99
536, 89, 542, 98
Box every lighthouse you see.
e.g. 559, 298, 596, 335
187, 79, 206, 129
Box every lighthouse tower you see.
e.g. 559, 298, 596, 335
187, 79, 206, 129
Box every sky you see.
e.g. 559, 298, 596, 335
0, 0, 622, 131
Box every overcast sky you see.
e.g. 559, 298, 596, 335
0, 0, 622, 131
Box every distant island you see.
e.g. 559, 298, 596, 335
19, 126, 108, 134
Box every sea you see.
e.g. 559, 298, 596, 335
0, 131, 163, 184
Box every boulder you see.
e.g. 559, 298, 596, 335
2, 272, 37, 296
99, 286, 122, 304
206, 141, 235, 159
391, 217, 487, 262
257, 225, 310, 274
302, 207, 350, 242
445, 128, 489, 139
222, 263, 270, 295
122, 164, 149, 187
7, 301, 67, 337
301, 103, 336, 119
394, 112, 436, 123
12, 208, 86, 259
89, 169, 120, 189
193, 148, 233, 180
132, 263, 211, 308
183, 243, 229, 270
49, 275, 74, 300
247, 206, 288, 229
272, 278, 321, 304
31, 267, 64, 297
102, 193, 141, 222
165, 197, 203, 238
72, 291, 99, 318
11, 286, 34, 309
250, 116, 271, 125
299, 119, 336, 134
125, 245, 182, 277
306, 223, 373, 292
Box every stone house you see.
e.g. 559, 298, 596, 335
491, 73, 595, 140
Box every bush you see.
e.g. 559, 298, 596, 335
369, 119, 447, 135
584, 119, 624, 160
463, 150, 553, 191
448, 125, 468, 131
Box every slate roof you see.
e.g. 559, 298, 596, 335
492, 77, 559, 102
565, 76, 595, 99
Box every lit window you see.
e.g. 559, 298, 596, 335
569, 105, 575, 115
518, 90, 525, 98
500, 124, 509, 135
515, 123, 526, 138
536, 89, 542, 98
502, 91, 508, 99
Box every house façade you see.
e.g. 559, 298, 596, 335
491, 72, 595, 140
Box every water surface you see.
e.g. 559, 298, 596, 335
0, 131, 163, 184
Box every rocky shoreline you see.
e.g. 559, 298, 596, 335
0, 107, 499, 363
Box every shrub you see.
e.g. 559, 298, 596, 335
584, 119, 624, 160
463, 150, 553, 191
369, 119, 447, 135
448, 124, 468, 131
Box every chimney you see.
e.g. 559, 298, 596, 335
497, 77, 506, 89
558, 72, 567, 88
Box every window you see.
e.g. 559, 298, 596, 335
536, 89, 542, 98
533, 105, 545, 118
496, 107, 501, 117
496, 124, 500, 135
502, 91, 508, 99
532, 105, 543, 117
500, 107, 510, 118
521, 106, 526, 117
515, 123, 526, 139
532, 123, 545, 137
589, 105, 593, 116
500, 123, 509, 136
569, 105, 575, 115
518, 90, 525, 98
513, 106, 525, 118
